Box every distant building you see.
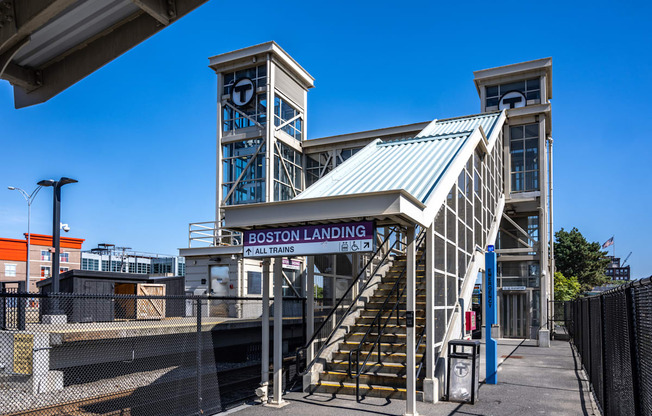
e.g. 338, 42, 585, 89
605, 256, 630, 281
81, 243, 185, 277
0, 233, 85, 291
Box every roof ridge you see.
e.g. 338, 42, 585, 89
436, 111, 501, 123
380, 130, 473, 146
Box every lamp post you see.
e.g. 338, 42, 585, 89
38, 177, 77, 314
8, 185, 43, 291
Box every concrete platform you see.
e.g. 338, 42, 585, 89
225, 339, 599, 416
20, 316, 303, 344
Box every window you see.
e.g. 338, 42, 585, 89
486, 78, 541, 108
137, 262, 150, 274
60, 252, 69, 263
41, 266, 51, 278
274, 96, 302, 140
274, 141, 302, 201
81, 258, 99, 271
222, 139, 266, 205
41, 250, 51, 261
247, 271, 262, 295
5, 264, 16, 277
306, 152, 332, 187
510, 124, 539, 192
60, 267, 69, 273
222, 65, 267, 132
177, 261, 185, 276
101, 260, 109, 271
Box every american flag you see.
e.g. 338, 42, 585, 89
602, 236, 614, 249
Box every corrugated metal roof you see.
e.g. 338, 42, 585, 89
296, 132, 470, 204
416, 111, 502, 139
296, 111, 504, 204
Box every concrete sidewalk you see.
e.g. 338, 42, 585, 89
225, 339, 599, 416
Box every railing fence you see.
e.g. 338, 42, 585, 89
566, 277, 652, 416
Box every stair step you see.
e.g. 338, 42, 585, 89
356, 316, 426, 325
328, 360, 413, 375
345, 332, 421, 343
332, 350, 422, 364
351, 324, 409, 334
311, 380, 424, 400
320, 371, 424, 390
341, 341, 426, 354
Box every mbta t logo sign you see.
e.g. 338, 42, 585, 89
498, 91, 526, 110
231, 78, 255, 107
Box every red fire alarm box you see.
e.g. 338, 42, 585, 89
465, 311, 476, 331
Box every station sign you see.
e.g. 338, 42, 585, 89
502, 286, 527, 291
244, 221, 374, 258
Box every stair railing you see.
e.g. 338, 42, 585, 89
296, 227, 404, 377
347, 229, 427, 402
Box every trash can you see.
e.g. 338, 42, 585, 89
447, 339, 480, 404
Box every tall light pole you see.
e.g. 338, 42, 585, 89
8, 185, 43, 291
38, 177, 77, 314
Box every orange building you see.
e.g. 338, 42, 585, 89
0, 234, 85, 291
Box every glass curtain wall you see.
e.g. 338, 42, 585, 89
510, 123, 539, 193
274, 97, 302, 140
222, 65, 267, 132
222, 139, 266, 205
432, 132, 503, 351
274, 141, 302, 201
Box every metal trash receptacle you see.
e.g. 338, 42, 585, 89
447, 339, 480, 404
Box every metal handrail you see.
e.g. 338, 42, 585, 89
188, 221, 243, 247
347, 229, 427, 401
296, 227, 403, 376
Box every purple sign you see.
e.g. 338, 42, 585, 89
243, 221, 375, 257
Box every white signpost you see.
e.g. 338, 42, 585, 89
243, 221, 374, 258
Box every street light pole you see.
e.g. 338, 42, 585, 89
38, 177, 77, 314
8, 185, 43, 291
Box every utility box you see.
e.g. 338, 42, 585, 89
447, 340, 480, 404
465, 311, 476, 332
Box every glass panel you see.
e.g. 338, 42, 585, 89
524, 123, 539, 138
526, 78, 540, 90
486, 85, 498, 97
446, 242, 456, 274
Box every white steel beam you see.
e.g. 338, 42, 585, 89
260, 259, 270, 402
405, 225, 417, 416
423, 225, 437, 402
270, 258, 287, 407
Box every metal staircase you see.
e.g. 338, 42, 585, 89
311, 246, 427, 399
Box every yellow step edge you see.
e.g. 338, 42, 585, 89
318, 381, 407, 392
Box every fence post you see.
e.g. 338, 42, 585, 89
0, 287, 6, 330
17, 282, 26, 331
625, 287, 642, 416
600, 295, 608, 414
197, 298, 203, 415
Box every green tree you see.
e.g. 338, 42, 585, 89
554, 227, 610, 292
554, 272, 581, 301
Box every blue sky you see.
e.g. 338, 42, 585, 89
1, 1, 650, 277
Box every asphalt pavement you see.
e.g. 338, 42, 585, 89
223, 339, 598, 416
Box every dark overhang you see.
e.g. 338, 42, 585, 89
0, 0, 209, 108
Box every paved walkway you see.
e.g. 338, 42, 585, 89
224, 339, 598, 416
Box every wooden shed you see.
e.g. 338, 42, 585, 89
37, 270, 185, 323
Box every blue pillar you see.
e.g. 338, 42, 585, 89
485, 246, 498, 384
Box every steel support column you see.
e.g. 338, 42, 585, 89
260, 259, 270, 402
423, 225, 437, 402
306, 256, 315, 363
270, 258, 287, 407
405, 225, 417, 416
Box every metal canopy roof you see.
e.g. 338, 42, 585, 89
296, 133, 469, 204
223, 111, 505, 231
417, 111, 502, 140
0, 0, 210, 108
297, 111, 503, 204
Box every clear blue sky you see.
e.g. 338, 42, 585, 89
1, 1, 650, 277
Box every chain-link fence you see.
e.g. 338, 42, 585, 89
567, 277, 652, 416
0, 291, 305, 415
